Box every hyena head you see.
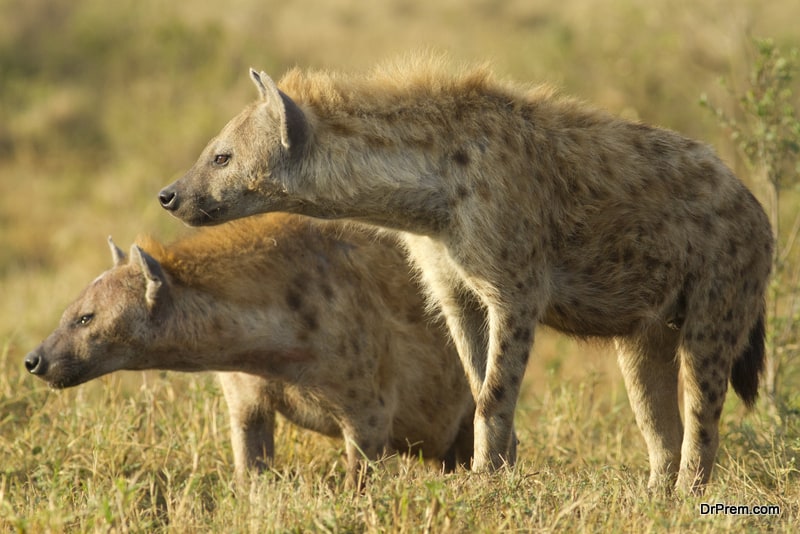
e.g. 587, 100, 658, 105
159, 70, 309, 226
24, 239, 169, 388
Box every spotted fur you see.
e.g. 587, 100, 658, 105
25, 214, 475, 486
159, 57, 772, 492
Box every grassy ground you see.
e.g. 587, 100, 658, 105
1, 344, 796, 532
1, 0, 799, 531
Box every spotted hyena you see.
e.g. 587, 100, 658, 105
158, 58, 773, 492
24, 214, 475, 485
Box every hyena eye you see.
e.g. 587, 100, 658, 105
76, 313, 95, 326
213, 154, 231, 166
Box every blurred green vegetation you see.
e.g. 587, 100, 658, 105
2, 0, 798, 344
1, 0, 799, 530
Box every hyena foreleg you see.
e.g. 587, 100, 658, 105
403, 236, 489, 397
405, 235, 522, 470
218, 373, 277, 483
473, 299, 534, 471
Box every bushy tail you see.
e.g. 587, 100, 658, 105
730, 312, 766, 408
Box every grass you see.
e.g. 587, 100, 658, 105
1, 344, 796, 532
1, 0, 799, 531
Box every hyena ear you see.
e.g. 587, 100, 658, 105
249, 68, 308, 152
129, 245, 167, 309
108, 236, 126, 267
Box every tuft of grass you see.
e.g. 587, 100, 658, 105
1, 363, 797, 532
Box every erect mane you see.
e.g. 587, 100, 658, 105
277, 54, 548, 115
134, 213, 319, 302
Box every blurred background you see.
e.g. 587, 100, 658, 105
1, 0, 798, 387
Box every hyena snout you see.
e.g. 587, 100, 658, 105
158, 186, 179, 211
24, 350, 47, 375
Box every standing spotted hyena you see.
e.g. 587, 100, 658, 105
25, 214, 475, 486
158, 58, 773, 492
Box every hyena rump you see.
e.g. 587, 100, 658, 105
25, 214, 475, 485
158, 59, 773, 492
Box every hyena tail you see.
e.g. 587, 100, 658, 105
730, 312, 766, 408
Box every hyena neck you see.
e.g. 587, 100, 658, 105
287, 111, 452, 235
145, 286, 307, 375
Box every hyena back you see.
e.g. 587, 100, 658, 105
159, 59, 773, 492
25, 214, 475, 485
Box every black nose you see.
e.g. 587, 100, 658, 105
25, 351, 46, 375
158, 187, 178, 211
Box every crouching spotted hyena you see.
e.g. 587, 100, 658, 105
24, 213, 476, 486
158, 58, 773, 493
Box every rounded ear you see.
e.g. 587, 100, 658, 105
249, 68, 308, 152
129, 245, 167, 309
108, 236, 126, 267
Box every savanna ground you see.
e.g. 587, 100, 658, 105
1, 0, 799, 531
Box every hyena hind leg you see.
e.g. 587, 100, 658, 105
616, 327, 683, 493
675, 328, 734, 494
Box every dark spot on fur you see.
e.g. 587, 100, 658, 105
723, 330, 736, 345
727, 239, 738, 257
490, 384, 506, 404
695, 331, 706, 342
699, 428, 712, 446
453, 149, 470, 166
320, 282, 334, 301
456, 184, 470, 200
513, 327, 531, 342
378, 395, 385, 407
286, 289, 302, 310
302, 311, 319, 331
368, 415, 378, 428
701, 215, 714, 233
347, 389, 357, 399
349, 334, 361, 354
